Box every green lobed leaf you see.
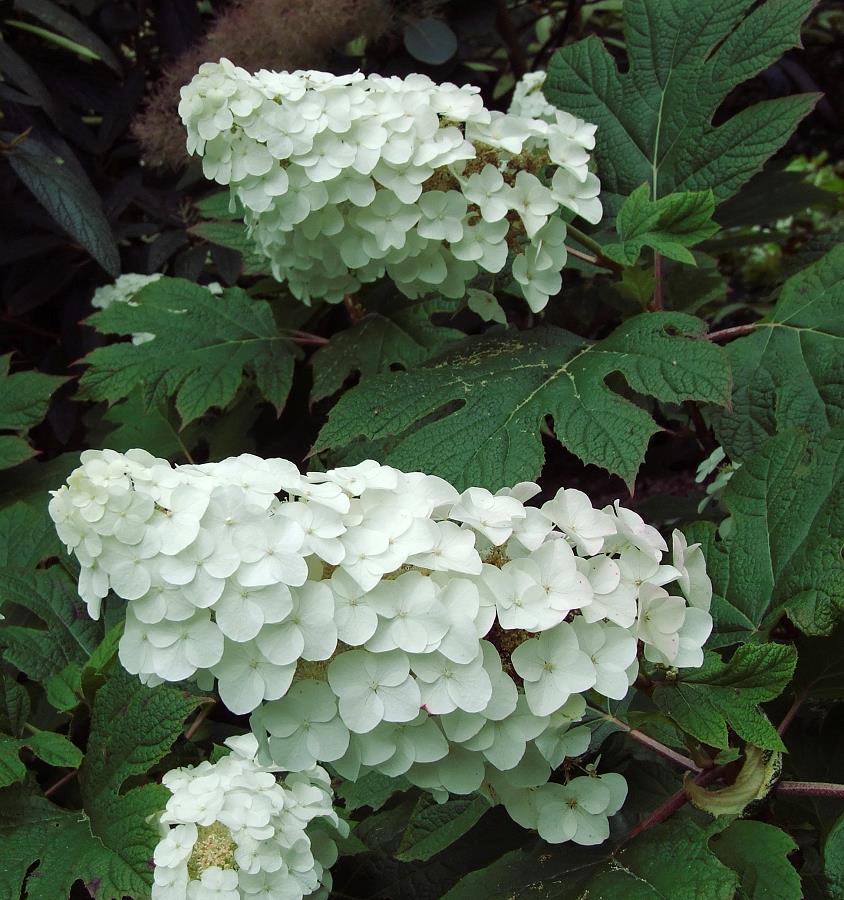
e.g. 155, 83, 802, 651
78, 277, 299, 426
0, 670, 202, 900
0, 501, 62, 568
825, 812, 844, 900
583, 820, 739, 899
0, 568, 101, 682
0, 673, 30, 737
311, 296, 463, 403
44, 664, 83, 714
336, 770, 411, 813
0, 354, 65, 471
0, 737, 27, 788
545, 0, 818, 215
686, 429, 844, 642
188, 220, 271, 276
396, 794, 490, 862
603, 185, 719, 266
652, 643, 796, 751
97, 395, 200, 463
2, 132, 120, 276
0, 731, 82, 789
443, 819, 737, 899
25, 731, 83, 769
710, 820, 801, 900
317, 313, 730, 489
714, 245, 844, 462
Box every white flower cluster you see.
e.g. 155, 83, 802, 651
91, 274, 223, 345
508, 71, 557, 123
50, 449, 712, 844
152, 733, 344, 900
179, 61, 603, 312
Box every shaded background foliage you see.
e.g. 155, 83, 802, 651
1, 2, 844, 898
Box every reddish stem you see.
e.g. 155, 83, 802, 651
609, 715, 702, 772
651, 253, 664, 310
706, 323, 759, 342
44, 768, 78, 798
777, 690, 808, 737
185, 700, 215, 741
775, 781, 844, 800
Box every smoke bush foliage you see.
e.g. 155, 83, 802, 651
1, 0, 843, 898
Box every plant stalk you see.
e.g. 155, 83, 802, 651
706, 323, 759, 342
566, 224, 624, 273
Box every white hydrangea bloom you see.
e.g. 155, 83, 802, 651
508, 71, 557, 122
179, 62, 604, 313
51, 448, 714, 846
152, 734, 345, 900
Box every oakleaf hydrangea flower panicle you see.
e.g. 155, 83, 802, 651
50, 449, 713, 844
152, 734, 344, 899
178, 63, 603, 312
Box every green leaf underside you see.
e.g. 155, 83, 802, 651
0, 671, 201, 900
443, 819, 737, 899
318, 313, 730, 489
653, 643, 796, 750
604, 185, 719, 266
0, 355, 65, 471
715, 244, 844, 462
687, 428, 844, 642
710, 820, 801, 900
311, 296, 463, 403
79, 277, 298, 425
545, 0, 817, 215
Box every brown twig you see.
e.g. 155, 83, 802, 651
684, 400, 716, 453
608, 716, 702, 773
185, 700, 215, 741
624, 764, 728, 843
777, 690, 808, 737
496, 0, 527, 80
44, 768, 78, 798
534, 0, 584, 67
650, 253, 664, 310
706, 323, 759, 342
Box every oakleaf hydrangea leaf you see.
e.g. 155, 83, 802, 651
652, 643, 796, 751
396, 794, 490, 862
714, 244, 844, 461
0, 354, 65, 470
687, 429, 844, 642
78, 276, 299, 425
443, 819, 737, 899
317, 313, 730, 489
311, 296, 462, 403
710, 820, 801, 900
545, 0, 818, 213
0, 670, 201, 900
0, 568, 101, 682
603, 185, 719, 266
